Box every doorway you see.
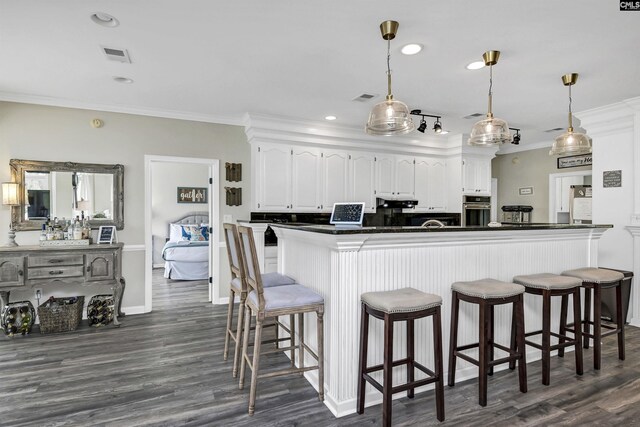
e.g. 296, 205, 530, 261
548, 170, 592, 223
144, 155, 220, 313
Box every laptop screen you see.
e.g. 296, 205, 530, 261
330, 202, 365, 226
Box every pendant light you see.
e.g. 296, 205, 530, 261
365, 20, 414, 136
468, 50, 511, 146
549, 73, 592, 156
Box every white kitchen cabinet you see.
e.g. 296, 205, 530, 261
350, 152, 377, 212
321, 149, 350, 212
375, 155, 415, 199
256, 143, 292, 210
291, 147, 322, 211
462, 155, 491, 195
415, 157, 447, 211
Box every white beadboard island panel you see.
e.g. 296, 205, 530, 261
270, 224, 610, 417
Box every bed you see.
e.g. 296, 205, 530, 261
162, 212, 210, 280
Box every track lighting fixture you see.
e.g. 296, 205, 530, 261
410, 110, 444, 135
509, 128, 521, 145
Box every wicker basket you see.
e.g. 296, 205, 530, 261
37, 296, 84, 334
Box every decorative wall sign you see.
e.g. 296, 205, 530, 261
518, 186, 534, 196
603, 170, 622, 188
225, 162, 242, 182
225, 187, 242, 206
98, 226, 116, 244
557, 154, 592, 169
177, 187, 207, 204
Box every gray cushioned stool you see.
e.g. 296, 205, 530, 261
448, 279, 527, 407
561, 267, 626, 370
512, 273, 583, 385
357, 287, 444, 426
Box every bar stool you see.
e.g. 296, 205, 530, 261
222, 223, 296, 377
512, 273, 583, 385
237, 225, 325, 416
448, 279, 527, 407
357, 287, 444, 426
561, 267, 626, 370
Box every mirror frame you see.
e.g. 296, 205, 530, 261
9, 159, 124, 231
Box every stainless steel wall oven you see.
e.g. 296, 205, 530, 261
462, 196, 491, 227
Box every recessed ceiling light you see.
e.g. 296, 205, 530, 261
91, 12, 119, 27
113, 76, 133, 84
325, 115, 337, 121
401, 44, 422, 55
466, 61, 485, 70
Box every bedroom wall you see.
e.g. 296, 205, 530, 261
151, 161, 210, 265
0, 101, 250, 311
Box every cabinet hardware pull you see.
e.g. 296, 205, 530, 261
49, 270, 64, 275
87, 266, 91, 272
18, 270, 23, 276
48, 259, 64, 263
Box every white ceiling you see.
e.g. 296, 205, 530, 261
1, 1, 639, 151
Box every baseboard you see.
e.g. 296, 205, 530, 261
122, 305, 146, 315
152, 263, 164, 269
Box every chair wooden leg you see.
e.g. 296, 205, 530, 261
290, 314, 296, 367
516, 296, 528, 394
317, 309, 324, 402
357, 304, 369, 414
478, 300, 488, 407
448, 292, 460, 387
248, 317, 263, 416
407, 318, 415, 398
616, 282, 626, 361
509, 301, 517, 371
433, 307, 445, 422
583, 287, 591, 349
488, 305, 495, 376
239, 306, 252, 390
382, 313, 394, 427
232, 300, 245, 378
541, 290, 551, 386
572, 288, 584, 376
558, 294, 568, 358
593, 284, 602, 370
298, 312, 305, 375
223, 289, 236, 361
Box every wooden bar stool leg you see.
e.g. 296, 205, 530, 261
232, 299, 246, 377
583, 287, 591, 349
558, 294, 568, 358
478, 300, 488, 407
382, 313, 394, 427
516, 296, 528, 393
433, 307, 445, 422
317, 309, 324, 402
407, 318, 415, 398
572, 288, 584, 376
541, 290, 551, 386
223, 288, 236, 361
298, 312, 305, 374
593, 284, 602, 370
448, 292, 460, 387
616, 282, 625, 361
357, 304, 369, 414
509, 302, 517, 371
239, 306, 252, 390
488, 305, 495, 376
290, 314, 296, 367
248, 317, 264, 415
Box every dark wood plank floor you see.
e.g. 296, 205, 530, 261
2, 269, 640, 426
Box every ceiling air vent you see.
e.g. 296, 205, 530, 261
463, 113, 484, 119
352, 93, 376, 102
101, 46, 132, 63
544, 127, 565, 132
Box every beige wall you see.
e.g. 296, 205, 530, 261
0, 101, 250, 310
492, 147, 592, 223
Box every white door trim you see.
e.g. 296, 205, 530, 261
548, 170, 592, 223
144, 155, 220, 313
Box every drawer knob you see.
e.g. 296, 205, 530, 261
48, 259, 64, 264
49, 270, 63, 275
86, 266, 91, 272
18, 270, 23, 276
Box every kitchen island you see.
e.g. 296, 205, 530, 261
266, 223, 612, 417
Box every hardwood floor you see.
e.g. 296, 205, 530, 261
2, 270, 640, 426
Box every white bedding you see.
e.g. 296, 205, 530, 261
162, 243, 209, 262
162, 240, 209, 280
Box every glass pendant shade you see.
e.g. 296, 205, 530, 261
549, 128, 592, 156
468, 115, 511, 146
366, 97, 414, 136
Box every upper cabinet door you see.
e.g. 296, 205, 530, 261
427, 160, 447, 211
375, 155, 396, 198
462, 155, 491, 196
322, 150, 350, 211
351, 152, 377, 212
395, 156, 415, 198
256, 143, 291, 210
291, 147, 322, 211
414, 157, 430, 211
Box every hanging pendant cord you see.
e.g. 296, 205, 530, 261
567, 84, 573, 130
386, 38, 392, 98
487, 64, 493, 116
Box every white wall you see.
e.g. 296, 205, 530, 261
0, 101, 251, 310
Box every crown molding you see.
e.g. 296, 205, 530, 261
575, 96, 640, 135
0, 92, 244, 126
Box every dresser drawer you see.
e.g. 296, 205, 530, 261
28, 254, 84, 267
28, 265, 85, 280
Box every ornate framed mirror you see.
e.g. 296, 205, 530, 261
9, 159, 124, 231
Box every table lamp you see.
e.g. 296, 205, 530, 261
2, 182, 20, 247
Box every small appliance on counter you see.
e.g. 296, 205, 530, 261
501, 205, 533, 223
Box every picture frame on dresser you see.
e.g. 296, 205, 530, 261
98, 226, 116, 244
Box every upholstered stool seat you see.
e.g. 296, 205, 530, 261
448, 279, 527, 407
512, 273, 583, 385
231, 272, 296, 292
247, 284, 324, 311
357, 287, 445, 426
561, 267, 626, 370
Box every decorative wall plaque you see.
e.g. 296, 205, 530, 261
177, 187, 208, 203
603, 170, 622, 188
557, 154, 592, 169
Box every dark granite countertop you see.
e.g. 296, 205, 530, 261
270, 223, 613, 235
